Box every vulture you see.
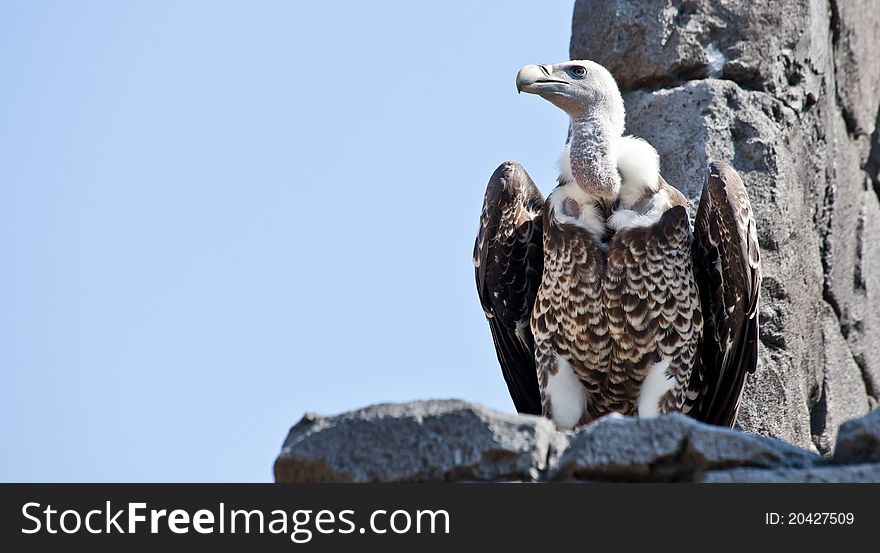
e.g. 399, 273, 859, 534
474, 60, 761, 430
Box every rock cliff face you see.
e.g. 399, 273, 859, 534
275, 401, 880, 482
571, 0, 880, 453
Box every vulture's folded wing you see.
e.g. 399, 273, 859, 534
688, 161, 761, 427
474, 162, 544, 415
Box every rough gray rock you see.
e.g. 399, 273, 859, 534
831, 0, 880, 136
274, 400, 556, 483
813, 305, 871, 454
832, 408, 880, 465
622, 80, 828, 450
572, 0, 880, 451
275, 401, 880, 483
552, 413, 818, 482
571, 0, 828, 107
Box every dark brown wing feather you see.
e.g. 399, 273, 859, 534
688, 161, 761, 427
474, 161, 544, 415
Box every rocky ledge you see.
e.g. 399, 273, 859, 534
274, 400, 880, 483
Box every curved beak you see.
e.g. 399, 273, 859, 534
516, 64, 567, 94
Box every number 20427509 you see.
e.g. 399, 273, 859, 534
765, 512, 854, 525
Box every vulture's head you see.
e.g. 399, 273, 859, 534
516, 60, 624, 127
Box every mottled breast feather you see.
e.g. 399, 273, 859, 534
688, 161, 762, 427
474, 162, 544, 415
532, 198, 702, 422
531, 198, 609, 423
604, 204, 702, 417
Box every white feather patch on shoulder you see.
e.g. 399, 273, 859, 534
615, 135, 660, 209
607, 209, 657, 230
548, 182, 606, 239
607, 186, 672, 231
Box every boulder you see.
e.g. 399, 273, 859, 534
274, 400, 556, 482
552, 413, 818, 482
832, 408, 880, 465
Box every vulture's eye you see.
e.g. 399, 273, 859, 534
570, 65, 587, 77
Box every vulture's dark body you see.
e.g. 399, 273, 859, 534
475, 161, 760, 428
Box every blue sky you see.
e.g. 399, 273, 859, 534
0, 1, 575, 482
